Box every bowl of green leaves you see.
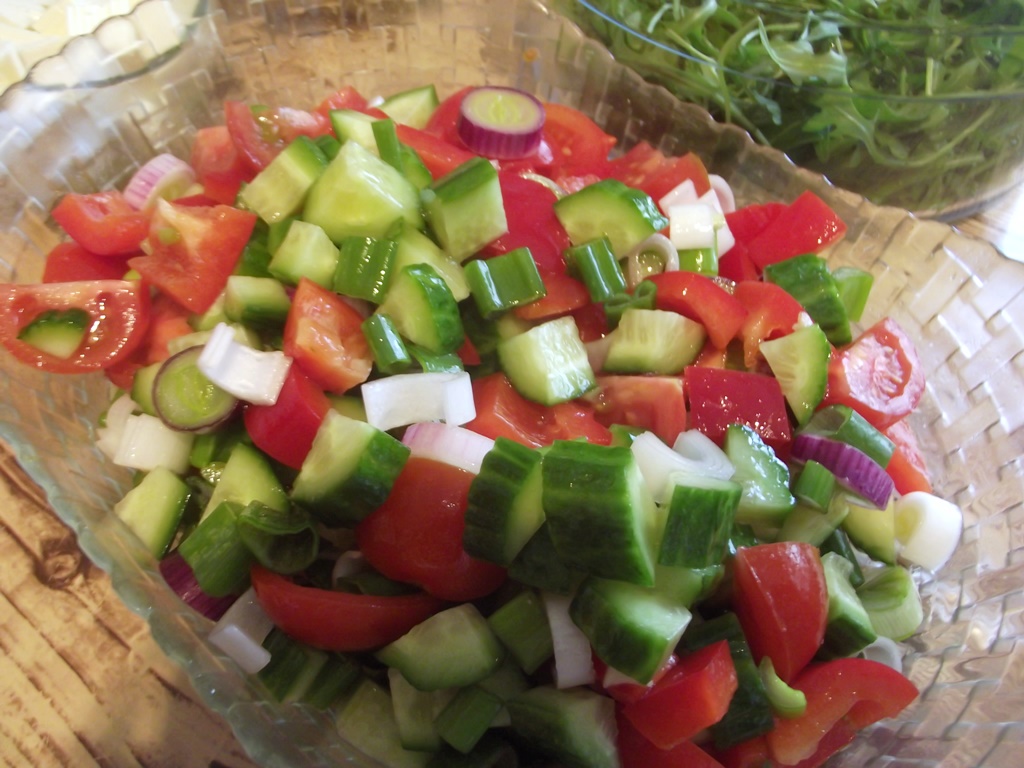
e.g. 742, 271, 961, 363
567, 0, 1024, 219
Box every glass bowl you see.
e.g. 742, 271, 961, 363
567, 0, 1024, 220
1, 0, 1023, 766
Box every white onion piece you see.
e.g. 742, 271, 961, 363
113, 413, 193, 474
95, 392, 138, 460
402, 421, 494, 475
709, 174, 737, 213
698, 188, 735, 256
668, 203, 717, 251
658, 178, 698, 215
633, 430, 735, 504
672, 429, 736, 480
457, 86, 545, 160
123, 153, 197, 209
894, 491, 963, 572
362, 371, 476, 432
542, 592, 595, 689
197, 322, 292, 406
208, 588, 274, 674
859, 636, 904, 673
332, 550, 369, 583
622, 233, 680, 289
584, 334, 613, 374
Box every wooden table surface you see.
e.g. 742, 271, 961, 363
2, 186, 1022, 767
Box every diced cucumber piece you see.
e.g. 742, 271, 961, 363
424, 733, 518, 768
179, 500, 254, 597
380, 84, 440, 129
239, 135, 327, 223
487, 589, 553, 675
268, 219, 340, 288
497, 315, 595, 405
330, 108, 380, 153
376, 604, 506, 692
542, 439, 660, 586
602, 307, 706, 375
554, 178, 668, 257
130, 361, 162, 417
570, 575, 692, 684
841, 494, 897, 564
259, 628, 330, 703
763, 254, 852, 346
857, 564, 923, 641
506, 686, 618, 768
463, 437, 545, 566
392, 222, 470, 301
223, 275, 292, 328
833, 266, 873, 323
434, 685, 505, 755
820, 528, 866, 588
507, 523, 585, 596
422, 156, 507, 262
759, 322, 830, 427
724, 424, 795, 527
291, 410, 410, 527
387, 667, 455, 752
304, 139, 423, 242
658, 475, 741, 569
791, 459, 837, 510
335, 678, 431, 768
202, 441, 288, 521
778, 495, 849, 547
819, 552, 877, 659
113, 466, 189, 557
376, 263, 464, 354
16, 308, 89, 358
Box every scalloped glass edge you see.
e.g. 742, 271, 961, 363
1, 1, 1023, 767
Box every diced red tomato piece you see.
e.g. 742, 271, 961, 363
731, 542, 828, 682
620, 640, 738, 749
513, 270, 591, 322
250, 563, 445, 652
244, 366, 332, 470
744, 191, 847, 270
315, 85, 370, 117
706, 736, 773, 768
128, 201, 257, 314
725, 201, 787, 247
617, 710, 728, 768
282, 278, 374, 395
821, 317, 925, 431
51, 190, 151, 257
423, 86, 474, 147
464, 372, 612, 448
356, 457, 507, 602
541, 101, 617, 178
189, 125, 254, 204
0, 280, 150, 374
224, 100, 332, 172
394, 123, 477, 179
607, 142, 711, 202
685, 366, 793, 458
645, 271, 748, 350
42, 241, 131, 283
766, 658, 918, 767
593, 653, 679, 704
480, 171, 572, 272
588, 375, 688, 446
882, 419, 932, 494
733, 280, 806, 371
717, 242, 761, 283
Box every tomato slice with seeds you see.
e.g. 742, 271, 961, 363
51, 191, 151, 257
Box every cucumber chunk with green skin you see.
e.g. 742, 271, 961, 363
335, 678, 431, 768
202, 441, 289, 521
238, 134, 327, 224
376, 604, 506, 692
463, 437, 545, 566
17, 308, 89, 359
542, 439, 660, 586
380, 84, 440, 129
778, 495, 849, 547
113, 466, 190, 558
763, 254, 852, 346
819, 552, 877, 659
570, 575, 693, 684
658, 474, 741, 569
223, 275, 292, 328
392, 221, 470, 301
507, 522, 585, 595
554, 178, 669, 257
724, 424, 795, 528
131, 361, 162, 417
179, 500, 254, 597
268, 219, 340, 288
602, 307, 706, 375
291, 409, 410, 527
422, 156, 507, 263
387, 667, 454, 752
435, 685, 505, 755
841, 494, 896, 564
376, 263, 464, 354
304, 139, 423, 242
487, 589, 554, 675
329, 108, 380, 153
857, 564, 923, 641
498, 315, 595, 405
506, 686, 619, 768
759, 322, 830, 427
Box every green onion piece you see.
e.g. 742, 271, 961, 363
819, 552, 877, 659
758, 657, 807, 718
800, 405, 895, 468
603, 280, 657, 328
371, 117, 404, 172
565, 237, 628, 303
178, 500, 253, 597
857, 565, 924, 641
336, 569, 419, 596
237, 235, 275, 278
465, 246, 547, 318
819, 528, 866, 588
778, 496, 849, 547
260, 628, 362, 707
236, 500, 320, 575
314, 133, 342, 161
189, 421, 246, 469
408, 343, 464, 373
434, 685, 505, 755
678, 246, 718, 275
833, 266, 873, 323
792, 459, 837, 510
362, 313, 414, 374
487, 590, 554, 675
333, 235, 397, 303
